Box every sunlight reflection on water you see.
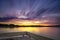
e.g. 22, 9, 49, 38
0, 27, 60, 40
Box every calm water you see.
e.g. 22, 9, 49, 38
0, 27, 60, 40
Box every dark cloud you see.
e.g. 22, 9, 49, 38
0, 0, 60, 22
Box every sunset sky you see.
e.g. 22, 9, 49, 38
0, 0, 60, 40
0, 0, 60, 24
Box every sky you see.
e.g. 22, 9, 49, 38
0, 0, 60, 22
0, 0, 60, 40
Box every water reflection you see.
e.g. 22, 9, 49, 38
0, 27, 60, 40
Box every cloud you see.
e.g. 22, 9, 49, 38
0, 0, 60, 20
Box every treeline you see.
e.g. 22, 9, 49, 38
0, 24, 60, 28
0, 24, 20, 28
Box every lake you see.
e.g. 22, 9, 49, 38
0, 27, 60, 40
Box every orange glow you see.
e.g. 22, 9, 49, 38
0, 19, 54, 26
20, 21, 35, 25
19, 27, 39, 33
0, 27, 49, 34
13, 27, 49, 33
18, 20, 41, 25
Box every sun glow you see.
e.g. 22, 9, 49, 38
19, 20, 41, 25
17, 20, 50, 26
19, 27, 40, 33
21, 21, 34, 25
0, 20, 50, 26
13, 27, 49, 33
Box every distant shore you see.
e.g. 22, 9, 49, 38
0, 24, 60, 28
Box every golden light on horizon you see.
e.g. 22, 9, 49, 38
18, 20, 50, 26
0, 19, 53, 26
13, 27, 49, 34
19, 20, 41, 25
17, 27, 40, 33
20, 21, 34, 25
